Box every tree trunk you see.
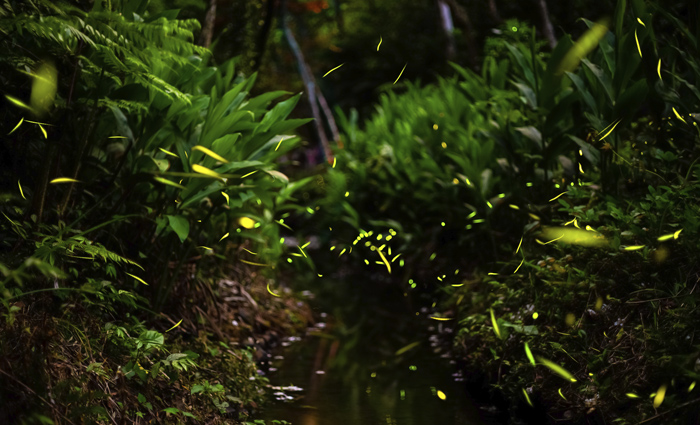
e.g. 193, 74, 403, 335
198, 0, 217, 48
536, 0, 557, 48
437, 0, 456, 61
253, 0, 277, 71
443, 0, 479, 70
280, 0, 333, 164
488, 0, 502, 24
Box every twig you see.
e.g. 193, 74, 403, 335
636, 397, 700, 424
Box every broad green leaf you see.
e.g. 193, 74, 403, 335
565, 71, 599, 116
166, 215, 190, 243
581, 59, 614, 105
108, 105, 135, 143
256, 93, 303, 135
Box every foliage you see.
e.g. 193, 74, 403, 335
442, 2, 700, 422
304, 0, 700, 422
0, 0, 314, 423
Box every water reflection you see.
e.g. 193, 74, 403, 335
263, 275, 487, 425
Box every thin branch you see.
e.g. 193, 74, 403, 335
536, 0, 557, 48
436, 0, 456, 61
636, 398, 700, 424
442, 0, 479, 69
488, 0, 502, 24
280, 0, 333, 163
198, 0, 217, 48
314, 84, 340, 144
253, 0, 277, 72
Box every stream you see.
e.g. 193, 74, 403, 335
261, 273, 506, 425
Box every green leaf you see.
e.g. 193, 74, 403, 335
166, 353, 189, 362
581, 59, 614, 105
565, 71, 599, 116
166, 215, 190, 243
256, 93, 303, 135
108, 105, 135, 143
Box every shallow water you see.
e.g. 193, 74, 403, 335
262, 276, 495, 425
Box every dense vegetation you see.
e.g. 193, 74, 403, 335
3, 0, 700, 424
0, 0, 313, 423
310, 1, 700, 423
